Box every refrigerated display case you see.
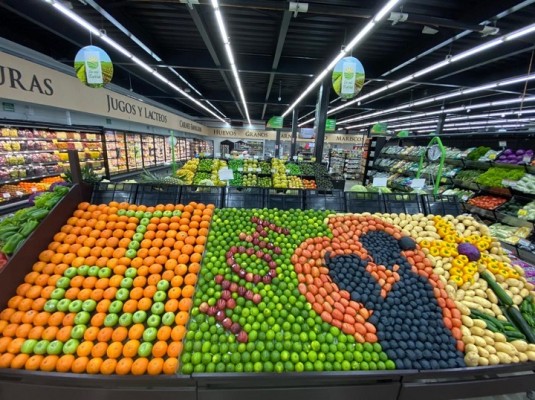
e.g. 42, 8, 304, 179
126, 133, 143, 171
142, 135, 156, 168
155, 135, 166, 165
104, 131, 127, 175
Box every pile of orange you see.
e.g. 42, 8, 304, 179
0, 201, 213, 375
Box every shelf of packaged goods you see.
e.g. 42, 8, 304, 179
0, 137, 101, 143
0, 150, 60, 155
0, 173, 61, 185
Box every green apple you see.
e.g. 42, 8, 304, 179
162, 312, 175, 326
172, 210, 182, 217
74, 311, 91, 326
147, 314, 161, 328
138, 342, 153, 357
125, 249, 137, 259
153, 291, 167, 303
126, 210, 135, 217
151, 302, 165, 315
33, 340, 50, 355
119, 313, 133, 327
142, 327, 157, 342
132, 310, 147, 324
43, 299, 58, 313
163, 210, 173, 218
153, 211, 163, 218
46, 340, 63, 355
56, 299, 71, 312
77, 265, 89, 276
63, 267, 78, 279
117, 209, 127, 216
68, 299, 83, 313
98, 267, 112, 279
104, 313, 119, 327
63, 339, 79, 355
136, 225, 147, 234
55, 277, 71, 289
120, 277, 133, 289
128, 241, 140, 250
109, 300, 124, 314
50, 288, 65, 300
156, 280, 170, 292
20, 339, 38, 354
142, 212, 152, 219
115, 288, 129, 302
70, 324, 87, 339
88, 266, 100, 277
133, 233, 144, 242
82, 299, 96, 312
134, 211, 144, 219
125, 268, 137, 279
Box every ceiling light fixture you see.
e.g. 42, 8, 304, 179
281, 0, 401, 118
300, 22, 535, 126
211, 0, 251, 124
338, 74, 535, 125
344, 97, 535, 129
42, 0, 227, 123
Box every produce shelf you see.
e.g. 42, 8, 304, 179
345, 192, 386, 213
225, 187, 266, 209
383, 193, 423, 214
421, 195, 463, 216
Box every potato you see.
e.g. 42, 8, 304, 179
472, 319, 486, 329
465, 343, 478, 353
497, 352, 512, 364
511, 340, 528, 352
477, 347, 490, 358
461, 315, 474, 328
495, 342, 516, 355
527, 351, 535, 361
518, 353, 528, 362
483, 335, 495, 346
473, 336, 487, 347
493, 333, 507, 343
486, 289, 498, 304
455, 302, 470, 316
520, 288, 530, 298
485, 345, 497, 354
512, 294, 523, 305
464, 352, 479, 367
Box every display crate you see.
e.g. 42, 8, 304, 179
225, 187, 266, 209
265, 189, 304, 210
91, 182, 138, 204
136, 184, 181, 205
305, 189, 345, 212
345, 192, 385, 213
383, 193, 423, 214
421, 195, 463, 216
180, 185, 224, 208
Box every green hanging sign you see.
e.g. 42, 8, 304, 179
325, 119, 336, 132
371, 123, 387, 134
266, 116, 283, 129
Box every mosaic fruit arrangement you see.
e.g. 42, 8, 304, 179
0, 201, 213, 375
0, 200, 534, 375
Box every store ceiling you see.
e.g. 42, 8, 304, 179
1, 0, 535, 132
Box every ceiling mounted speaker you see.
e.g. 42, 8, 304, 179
422, 26, 439, 35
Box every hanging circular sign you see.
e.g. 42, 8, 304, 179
74, 45, 113, 88
332, 56, 365, 100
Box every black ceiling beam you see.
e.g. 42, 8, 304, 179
186, 4, 244, 120
260, 10, 292, 120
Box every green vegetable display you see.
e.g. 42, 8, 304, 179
466, 146, 491, 161
454, 170, 481, 183
475, 167, 525, 188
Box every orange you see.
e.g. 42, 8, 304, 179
181, 285, 195, 298
165, 298, 179, 312
40, 355, 59, 372
97, 327, 113, 342
162, 270, 175, 282
100, 358, 117, 375
184, 273, 197, 286
28, 326, 44, 340
91, 342, 108, 358
147, 357, 164, 375
167, 341, 183, 357
131, 357, 149, 375
76, 341, 94, 357
84, 326, 100, 341
128, 324, 145, 340
10, 353, 30, 369
62, 313, 76, 327
71, 356, 89, 373
7, 337, 25, 354
24, 354, 44, 371
0, 353, 15, 368
157, 326, 172, 341
56, 326, 72, 342
56, 354, 75, 372
116, 357, 133, 375
175, 311, 189, 326
163, 358, 178, 375
112, 326, 128, 342
106, 342, 123, 359
152, 341, 168, 358
129, 287, 144, 300
177, 254, 189, 264
137, 297, 152, 311
171, 276, 184, 287
123, 339, 140, 358
86, 357, 104, 374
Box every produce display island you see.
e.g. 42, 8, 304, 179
0, 184, 534, 400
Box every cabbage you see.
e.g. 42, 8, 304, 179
198, 179, 214, 186
349, 185, 367, 192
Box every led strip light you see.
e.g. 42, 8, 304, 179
42, 0, 227, 123
298, 22, 535, 126
211, 0, 251, 124
281, 0, 402, 118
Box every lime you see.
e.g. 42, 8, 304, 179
253, 362, 263, 372
369, 361, 377, 370
295, 362, 304, 372
191, 352, 202, 365
363, 343, 373, 353
361, 361, 369, 371
385, 360, 396, 370
182, 363, 194, 374
354, 352, 363, 363
363, 352, 372, 362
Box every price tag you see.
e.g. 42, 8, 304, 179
410, 179, 426, 189
372, 177, 388, 187
256, 168, 261, 172
499, 141, 507, 148
523, 155, 532, 163
292, 156, 297, 161
2, 193, 11, 199
15, 191, 24, 196
218, 168, 234, 181
286, 169, 290, 174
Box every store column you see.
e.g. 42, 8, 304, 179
290, 108, 299, 158
275, 129, 282, 158
436, 114, 446, 135
314, 77, 330, 161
